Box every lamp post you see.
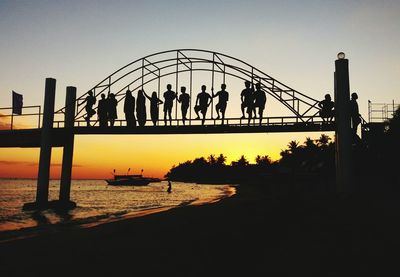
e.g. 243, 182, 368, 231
334, 52, 354, 193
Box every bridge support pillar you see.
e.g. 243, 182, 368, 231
334, 55, 354, 194
59, 86, 76, 208
23, 78, 56, 210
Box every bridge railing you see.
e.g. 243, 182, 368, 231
52, 115, 329, 129
0, 106, 41, 130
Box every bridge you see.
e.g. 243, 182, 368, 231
0, 49, 352, 210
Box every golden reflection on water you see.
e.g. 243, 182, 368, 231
0, 180, 236, 235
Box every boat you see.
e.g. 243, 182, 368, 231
105, 169, 161, 186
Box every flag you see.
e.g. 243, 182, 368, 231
12, 91, 23, 115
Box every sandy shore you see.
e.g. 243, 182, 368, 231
0, 182, 398, 276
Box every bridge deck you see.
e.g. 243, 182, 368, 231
0, 123, 335, 148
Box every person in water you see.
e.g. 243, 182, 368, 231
194, 85, 212, 125
163, 84, 176, 126
212, 84, 229, 124
124, 89, 136, 127
167, 180, 172, 193
144, 91, 163, 126
253, 83, 266, 125
136, 90, 147, 127
177, 86, 190, 125
107, 93, 118, 127
318, 93, 334, 123
97, 93, 108, 127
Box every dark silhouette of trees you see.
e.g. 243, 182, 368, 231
165, 134, 337, 184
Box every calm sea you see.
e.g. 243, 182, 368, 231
0, 179, 235, 238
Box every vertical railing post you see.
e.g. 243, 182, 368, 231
36, 78, 56, 205
59, 86, 76, 205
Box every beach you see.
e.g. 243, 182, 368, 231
1, 181, 397, 276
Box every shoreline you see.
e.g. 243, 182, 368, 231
0, 184, 236, 242
0, 182, 398, 275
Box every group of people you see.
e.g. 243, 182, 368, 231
318, 92, 361, 135
81, 82, 361, 134
81, 80, 268, 127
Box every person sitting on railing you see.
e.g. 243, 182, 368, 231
144, 91, 163, 126
98, 93, 108, 127
240, 81, 254, 119
253, 83, 266, 126
163, 84, 176, 126
136, 90, 147, 127
194, 85, 212, 125
107, 93, 118, 127
212, 84, 229, 125
318, 93, 334, 123
177, 86, 190, 125
79, 90, 96, 126
124, 90, 136, 127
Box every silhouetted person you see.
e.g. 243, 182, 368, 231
318, 93, 334, 123
163, 84, 176, 126
79, 90, 96, 126
97, 93, 108, 127
240, 81, 254, 119
212, 84, 229, 124
194, 85, 212, 125
167, 180, 172, 193
107, 93, 118, 127
350, 92, 361, 139
253, 83, 266, 125
144, 91, 163, 126
177, 86, 190, 125
124, 90, 136, 127
136, 90, 147, 127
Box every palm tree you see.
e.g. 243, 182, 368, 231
207, 154, 216, 165
304, 137, 317, 149
287, 140, 300, 154
216, 154, 227, 165
317, 134, 331, 148
255, 155, 272, 166
232, 155, 249, 167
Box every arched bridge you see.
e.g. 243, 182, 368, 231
1, 49, 334, 147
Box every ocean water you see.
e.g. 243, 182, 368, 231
0, 179, 235, 236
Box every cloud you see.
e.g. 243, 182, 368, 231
0, 160, 82, 167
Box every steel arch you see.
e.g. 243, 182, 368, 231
56, 49, 321, 123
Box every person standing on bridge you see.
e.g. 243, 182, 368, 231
212, 84, 229, 125
194, 85, 212, 125
144, 91, 163, 126
136, 90, 147, 127
318, 94, 334, 123
350, 92, 361, 141
124, 89, 136, 127
107, 93, 118, 127
240, 81, 254, 120
98, 93, 108, 127
177, 86, 190, 125
253, 83, 266, 125
79, 90, 96, 126
163, 84, 176, 126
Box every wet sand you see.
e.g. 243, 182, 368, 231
0, 183, 398, 276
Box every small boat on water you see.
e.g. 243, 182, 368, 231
106, 169, 161, 186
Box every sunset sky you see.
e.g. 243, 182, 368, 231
0, 0, 399, 179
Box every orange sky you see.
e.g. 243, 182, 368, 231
0, 132, 334, 179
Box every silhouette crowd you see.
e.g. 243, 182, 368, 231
81, 81, 268, 127
81, 81, 360, 133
